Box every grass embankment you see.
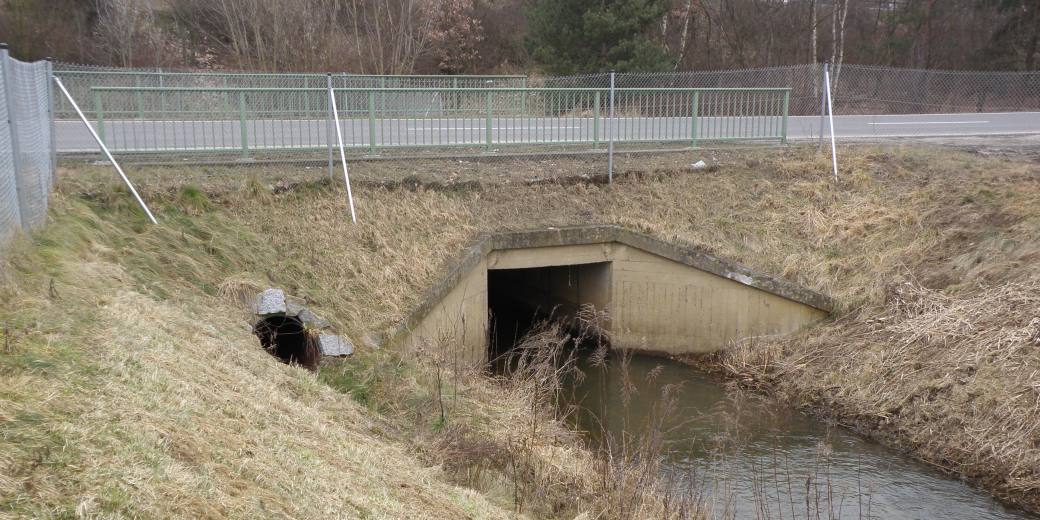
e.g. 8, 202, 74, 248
2, 144, 1039, 516
0, 188, 604, 518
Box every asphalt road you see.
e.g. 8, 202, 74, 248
55, 111, 1040, 154
788, 111, 1040, 139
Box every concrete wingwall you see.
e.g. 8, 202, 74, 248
400, 246, 489, 365
391, 226, 832, 364
608, 244, 825, 353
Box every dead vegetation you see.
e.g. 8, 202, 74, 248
3, 142, 1040, 516
711, 277, 1040, 511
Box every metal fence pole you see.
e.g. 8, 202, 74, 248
691, 90, 699, 148
53, 76, 158, 224
607, 70, 615, 184
380, 76, 386, 115
521, 76, 527, 115
222, 77, 230, 114
93, 89, 105, 145
238, 91, 248, 158
45, 58, 56, 187
134, 74, 143, 119
54, 69, 67, 119
328, 78, 357, 223
451, 76, 458, 113
1, 44, 26, 229
367, 90, 376, 155
781, 90, 790, 143
485, 90, 493, 151
824, 65, 839, 181
158, 68, 165, 114
593, 90, 601, 146
818, 63, 827, 150
326, 74, 334, 179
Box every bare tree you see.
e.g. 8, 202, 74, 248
3, 0, 1037, 72
830, 0, 849, 87
95, 0, 169, 67
673, 0, 696, 70
345, 0, 436, 74
809, 0, 818, 65
170, 0, 356, 71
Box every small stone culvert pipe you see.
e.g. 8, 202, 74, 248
252, 288, 353, 371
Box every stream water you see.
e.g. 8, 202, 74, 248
565, 353, 1035, 520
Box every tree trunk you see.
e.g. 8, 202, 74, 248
674, 0, 695, 70
1026, 2, 1040, 70
810, 0, 817, 65
833, 0, 849, 89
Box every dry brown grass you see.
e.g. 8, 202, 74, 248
0, 220, 514, 518
166, 145, 1039, 335
713, 277, 1040, 511
0, 186, 623, 518
472, 312, 700, 519
4, 142, 1040, 516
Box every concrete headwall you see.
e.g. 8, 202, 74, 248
608, 244, 825, 353
403, 249, 489, 365
392, 226, 832, 362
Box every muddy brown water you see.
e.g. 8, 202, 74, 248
565, 353, 1036, 520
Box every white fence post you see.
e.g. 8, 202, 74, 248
53, 76, 158, 224
328, 77, 357, 223
824, 63, 839, 182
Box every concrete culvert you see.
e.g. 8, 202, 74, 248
487, 262, 611, 364
252, 315, 321, 371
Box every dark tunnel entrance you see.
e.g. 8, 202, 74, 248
487, 262, 611, 366
253, 315, 320, 371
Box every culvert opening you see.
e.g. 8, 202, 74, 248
253, 315, 320, 371
487, 262, 611, 366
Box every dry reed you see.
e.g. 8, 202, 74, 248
3, 142, 1039, 516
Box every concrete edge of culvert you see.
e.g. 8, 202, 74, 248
251, 288, 354, 370
386, 225, 836, 353
489, 225, 834, 312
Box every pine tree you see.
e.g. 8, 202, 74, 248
526, 0, 674, 74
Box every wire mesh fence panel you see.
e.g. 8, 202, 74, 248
8, 58, 53, 227
54, 62, 526, 120
83, 87, 335, 158
0, 52, 20, 246
337, 74, 525, 89
0, 51, 53, 257
50, 62, 1040, 164
76, 85, 789, 159
540, 65, 822, 116
832, 65, 1040, 115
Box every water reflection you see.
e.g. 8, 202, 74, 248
566, 353, 1035, 520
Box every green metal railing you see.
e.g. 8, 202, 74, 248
66, 85, 790, 157
53, 69, 527, 119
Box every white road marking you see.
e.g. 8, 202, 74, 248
868, 121, 990, 125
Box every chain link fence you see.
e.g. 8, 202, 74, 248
539, 65, 825, 116
540, 64, 1040, 116
0, 59, 1033, 245
0, 48, 54, 257
831, 65, 1040, 115
52, 62, 527, 120
53, 62, 794, 165
47, 62, 1040, 167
